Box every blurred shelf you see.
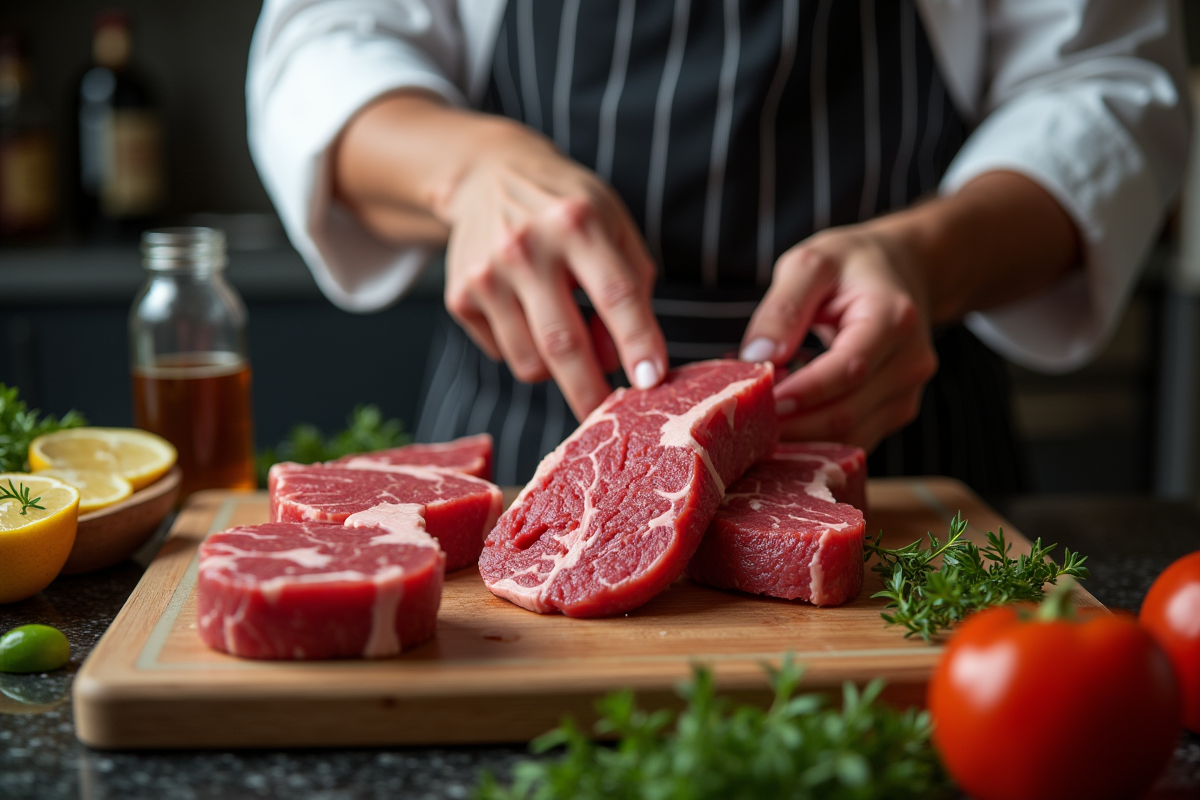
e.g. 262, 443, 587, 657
0, 245, 445, 305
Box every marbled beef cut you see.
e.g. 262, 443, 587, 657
269, 461, 502, 572
772, 442, 868, 512
688, 442, 867, 606
196, 507, 443, 659
479, 360, 776, 617
336, 434, 493, 480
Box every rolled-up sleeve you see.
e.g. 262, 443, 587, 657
247, 0, 467, 312
942, 0, 1190, 373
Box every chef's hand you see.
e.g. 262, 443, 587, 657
440, 123, 666, 420
335, 93, 667, 421
740, 171, 1081, 452
740, 226, 937, 452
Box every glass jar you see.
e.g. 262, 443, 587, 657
130, 227, 255, 497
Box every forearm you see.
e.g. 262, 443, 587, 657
332, 91, 528, 245
871, 171, 1082, 325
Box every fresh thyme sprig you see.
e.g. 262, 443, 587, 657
0, 479, 45, 516
476, 657, 951, 800
863, 512, 1090, 641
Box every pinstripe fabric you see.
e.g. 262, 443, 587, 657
415, 319, 465, 444
466, 350, 502, 434
757, 0, 799, 283
595, 0, 636, 181
701, 0, 741, 288
889, 0, 918, 211
552, 0, 580, 151
857, 0, 880, 222
414, 0, 1022, 493
809, 0, 833, 232
490, 20, 521, 119
515, 0, 543, 132
645, 0, 691, 265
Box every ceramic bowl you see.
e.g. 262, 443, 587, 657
60, 466, 181, 575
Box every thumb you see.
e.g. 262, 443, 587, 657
740, 247, 839, 366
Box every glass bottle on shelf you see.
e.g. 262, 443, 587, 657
130, 228, 256, 498
73, 10, 163, 241
0, 33, 56, 239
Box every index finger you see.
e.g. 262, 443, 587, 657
739, 247, 839, 366
559, 204, 667, 391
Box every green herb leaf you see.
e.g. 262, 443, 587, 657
0, 479, 45, 516
255, 405, 412, 484
863, 512, 1090, 641
0, 384, 87, 473
476, 657, 952, 800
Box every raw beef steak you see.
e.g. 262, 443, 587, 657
269, 462, 502, 571
197, 508, 443, 659
337, 434, 493, 481
688, 442, 867, 606
773, 442, 868, 512
480, 360, 776, 617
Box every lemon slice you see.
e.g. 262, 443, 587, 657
0, 474, 80, 604
33, 468, 133, 515
29, 428, 176, 491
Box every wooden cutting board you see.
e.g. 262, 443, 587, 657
74, 478, 1101, 749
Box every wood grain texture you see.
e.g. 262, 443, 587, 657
73, 478, 1102, 749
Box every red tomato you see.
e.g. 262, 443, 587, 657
928, 602, 1180, 800
1140, 550, 1200, 733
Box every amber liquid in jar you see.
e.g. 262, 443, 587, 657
132, 352, 256, 497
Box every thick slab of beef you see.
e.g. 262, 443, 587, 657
479, 360, 776, 617
774, 442, 867, 512
197, 507, 443, 659
269, 462, 502, 571
688, 442, 867, 606
337, 434, 493, 481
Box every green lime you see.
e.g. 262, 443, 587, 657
0, 624, 71, 673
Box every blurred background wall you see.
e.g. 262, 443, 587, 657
2, 0, 272, 220
1, 0, 1198, 496
0, 0, 445, 460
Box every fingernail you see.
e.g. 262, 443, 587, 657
740, 338, 777, 364
776, 398, 797, 417
633, 359, 661, 390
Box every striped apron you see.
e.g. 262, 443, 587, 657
415, 0, 1025, 494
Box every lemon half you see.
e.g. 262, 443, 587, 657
29, 428, 176, 491
0, 474, 80, 604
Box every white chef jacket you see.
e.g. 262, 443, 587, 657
246, 0, 1190, 374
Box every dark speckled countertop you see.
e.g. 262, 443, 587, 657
2, 494, 1198, 799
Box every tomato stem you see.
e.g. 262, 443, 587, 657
1035, 578, 1077, 622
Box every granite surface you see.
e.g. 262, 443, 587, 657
2, 496, 1198, 799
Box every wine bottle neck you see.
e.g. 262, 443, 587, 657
93, 24, 131, 71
